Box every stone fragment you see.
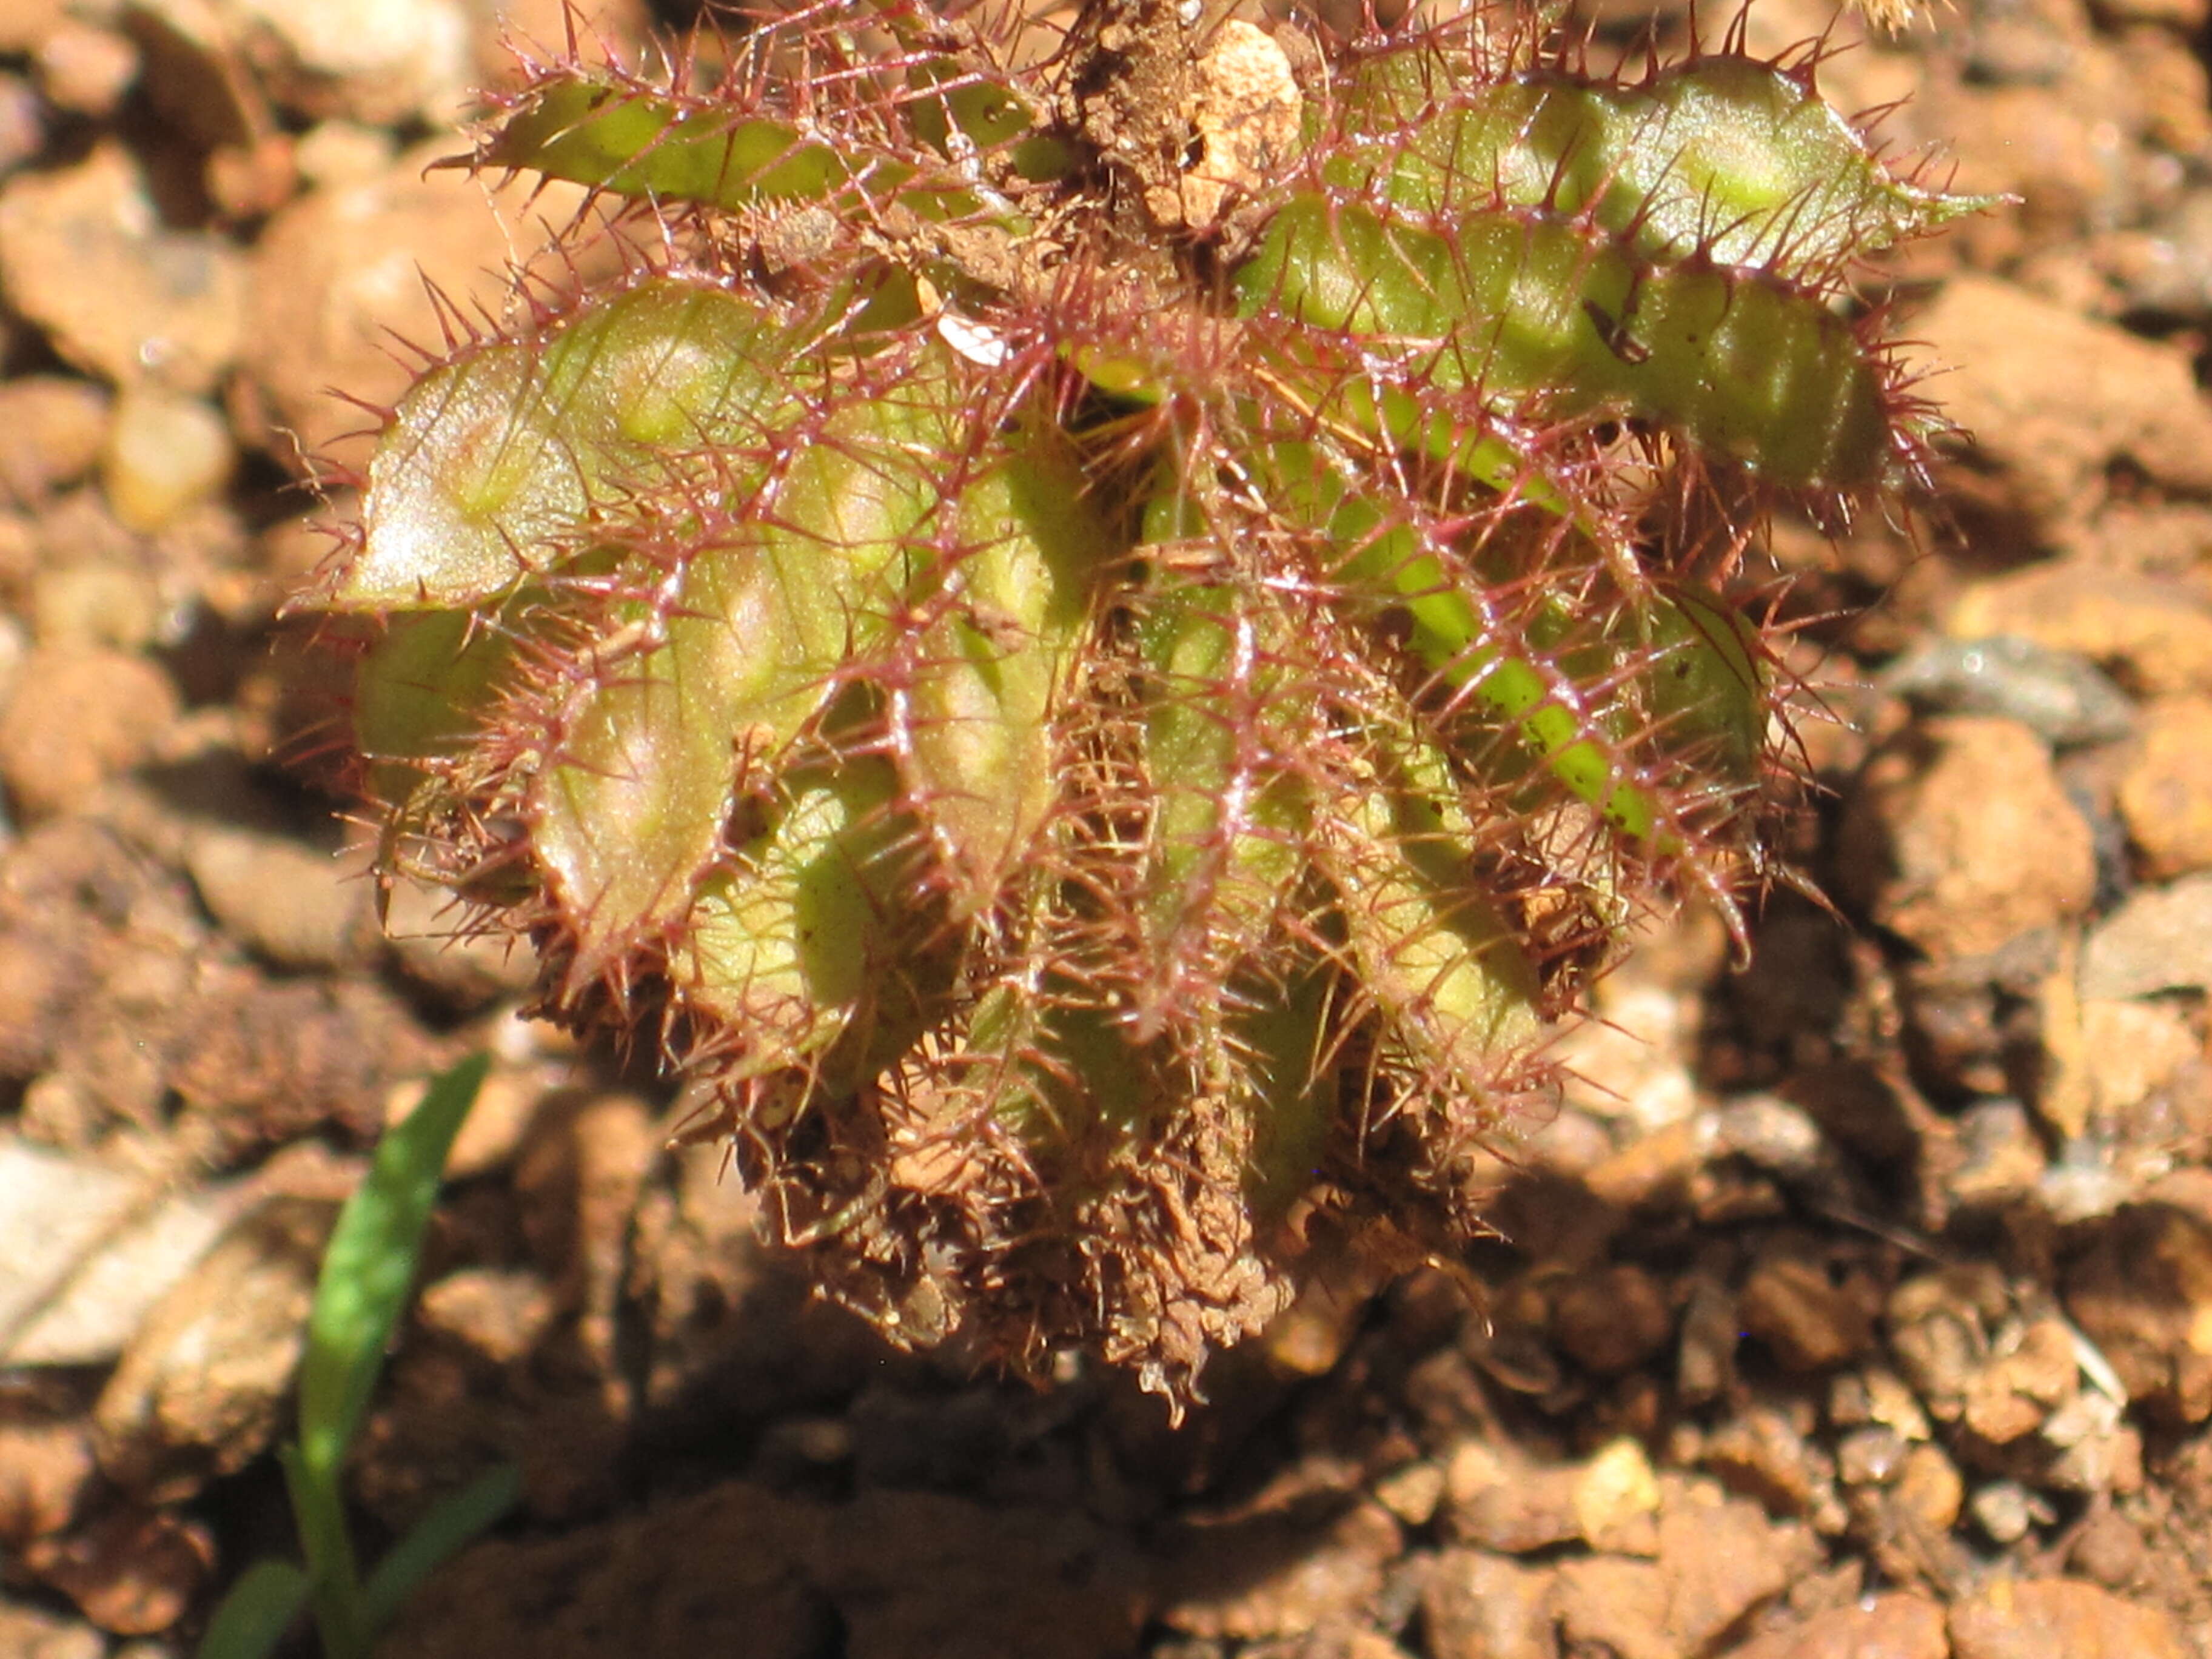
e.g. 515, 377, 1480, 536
1889, 1265, 2009, 1423
1962, 1316, 2081, 1446
0, 1138, 251, 1369
1701, 1406, 1826, 1516
2080, 873, 2212, 997
1949, 1577, 2188, 1659
2068, 1504, 2148, 1588
1657, 1477, 1815, 1652
1419, 1550, 1555, 1659
0, 645, 178, 820
93, 1196, 338, 1504
1370, 1462, 1443, 1529
1552, 1263, 1674, 1375
0, 375, 109, 502
1838, 718, 2096, 961
2065, 1204, 2212, 1421
1553, 1557, 1671, 1659
1951, 1099, 2048, 1205
1573, 1438, 1661, 1554
1738, 1236, 1881, 1372
1913, 276, 2212, 529
1722, 1592, 1947, 1659
1835, 1426, 1908, 1487
1883, 634, 2134, 748
1444, 1442, 1583, 1554
0, 1423, 95, 1544
2117, 695, 2212, 876
35, 20, 140, 117
1969, 1480, 2038, 1544
1949, 567, 2212, 699
25, 1507, 215, 1637
0, 144, 246, 393
127, 0, 471, 126
183, 823, 375, 971
1894, 1443, 1965, 1534
0, 1602, 102, 1659
100, 387, 235, 534
1158, 1499, 1399, 1641
414, 1268, 555, 1370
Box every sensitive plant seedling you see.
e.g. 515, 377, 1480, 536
198, 1056, 517, 1659
298, 0, 1985, 1408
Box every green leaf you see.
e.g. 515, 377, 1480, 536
297, 1053, 491, 1483
193, 1560, 309, 1659
362, 1462, 524, 1631
344, 281, 795, 611
481, 71, 860, 209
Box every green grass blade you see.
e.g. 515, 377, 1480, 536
362, 1462, 524, 1631
193, 1559, 309, 1659
296, 1052, 490, 1483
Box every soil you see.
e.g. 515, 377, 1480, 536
4, 1, 2212, 1656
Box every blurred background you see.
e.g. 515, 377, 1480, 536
2, 0, 2212, 1654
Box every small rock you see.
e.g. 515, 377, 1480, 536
1573, 1438, 1661, 1554
1949, 1577, 2188, 1659
1552, 1263, 1674, 1375
1962, 1316, 2081, 1446
1370, 1463, 1444, 1529
31, 560, 168, 652
512, 1092, 658, 1341
1838, 718, 2096, 962
2081, 873, 2212, 997
0, 1423, 96, 1544
0, 375, 109, 502
0, 1138, 247, 1369
1890, 1265, 2009, 1423
415, 1268, 555, 1370
1677, 1272, 1740, 1404
25, 1507, 215, 1637
0, 144, 246, 394
0, 72, 40, 178
1914, 276, 2212, 530
0, 1603, 102, 1659
2038, 1390, 2144, 1494
1969, 1480, 2039, 1544
1738, 1235, 1882, 1372
0, 645, 179, 820
2065, 1205, 2212, 1421
133, 0, 470, 126
1419, 1550, 1555, 1659
1892, 1443, 1965, 1537
1723, 1592, 1948, 1659
1951, 1099, 2049, 1205
101, 388, 235, 534
183, 824, 374, 970
1701, 1407, 1825, 1516
1949, 567, 2212, 699
2116, 695, 2212, 876
1161, 1500, 1399, 1641
1553, 1557, 1672, 1659
1882, 635, 2135, 748
1657, 1476, 1817, 1652
93, 1195, 339, 1504
2069, 1503, 2148, 1587
35, 19, 140, 117
1835, 1426, 1908, 1487
381, 871, 542, 1005
1444, 1442, 1582, 1554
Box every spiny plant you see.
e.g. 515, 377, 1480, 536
298, 0, 1982, 1408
